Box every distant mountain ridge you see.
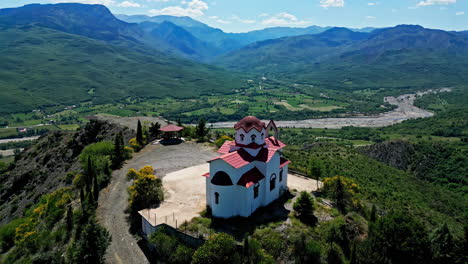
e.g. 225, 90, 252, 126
216, 24, 468, 90
0, 3, 242, 114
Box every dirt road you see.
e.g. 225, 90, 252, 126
97, 142, 217, 264
209, 88, 451, 129
0, 136, 39, 144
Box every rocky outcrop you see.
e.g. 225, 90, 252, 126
0, 120, 134, 224
359, 140, 415, 171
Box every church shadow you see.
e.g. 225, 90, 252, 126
158, 138, 183, 145
208, 191, 294, 240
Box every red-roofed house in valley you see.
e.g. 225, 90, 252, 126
203, 116, 290, 218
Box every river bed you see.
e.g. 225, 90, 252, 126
209, 88, 451, 129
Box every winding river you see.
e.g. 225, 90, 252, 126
209, 88, 451, 129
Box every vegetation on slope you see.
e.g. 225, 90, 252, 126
0, 24, 241, 114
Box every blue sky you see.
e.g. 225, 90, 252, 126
0, 0, 466, 32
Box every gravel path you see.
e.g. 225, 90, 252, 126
97, 142, 217, 264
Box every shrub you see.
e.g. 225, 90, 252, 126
129, 138, 142, 152
126, 168, 139, 181
192, 233, 240, 264
128, 166, 163, 213
215, 135, 233, 148
149, 229, 178, 261
171, 244, 194, 264
252, 227, 285, 259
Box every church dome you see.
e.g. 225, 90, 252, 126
234, 116, 266, 132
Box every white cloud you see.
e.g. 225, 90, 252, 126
320, 0, 344, 8
209, 15, 218, 19
52, 0, 116, 5
366, 15, 376, 19
230, 15, 256, 24
216, 19, 231, 24
261, 12, 309, 26
149, 0, 208, 17
258, 13, 269, 17
417, 0, 456, 6
456, 11, 464, 15
368, 2, 376, 6
118, 1, 141, 7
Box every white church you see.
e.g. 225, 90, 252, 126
202, 116, 290, 218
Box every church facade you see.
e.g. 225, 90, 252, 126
202, 116, 290, 218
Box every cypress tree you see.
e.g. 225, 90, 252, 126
350, 243, 357, 264
80, 188, 85, 210
136, 120, 143, 145
66, 204, 74, 232
335, 177, 346, 214
196, 118, 208, 141
243, 235, 249, 263
86, 157, 93, 194
93, 168, 99, 203
112, 132, 124, 169
370, 204, 377, 222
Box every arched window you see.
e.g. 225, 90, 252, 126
211, 171, 233, 186
251, 134, 256, 143
254, 183, 260, 198
279, 169, 283, 182
270, 174, 276, 191
240, 134, 245, 141
214, 192, 219, 204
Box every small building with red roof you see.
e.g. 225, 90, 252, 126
159, 124, 184, 139
203, 116, 290, 218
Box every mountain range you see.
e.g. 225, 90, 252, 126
1, 3, 467, 114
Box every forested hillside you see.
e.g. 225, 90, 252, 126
0, 4, 242, 114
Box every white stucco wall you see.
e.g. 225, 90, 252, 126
234, 128, 266, 146
207, 142, 289, 218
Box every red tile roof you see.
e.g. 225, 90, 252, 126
265, 136, 286, 150
209, 148, 255, 169
211, 136, 287, 169
234, 116, 266, 132
237, 167, 265, 188
160, 124, 184, 132
217, 140, 235, 154
280, 157, 291, 168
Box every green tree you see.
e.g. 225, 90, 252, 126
112, 132, 125, 169
68, 217, 111, 264
149, 122, 161, 139
293, 233, 322, 264
335, 177, 346, 214
196, 118, 209, 142
192, 233, 241, 264
136, 119, 143, 145
326, 243, 344, 264
171, 244, 194, 264
293, 191, 315, 224
149, 229, 178, 261
309, 159, 322, 190
252, 228, 285, 259
430, 223, 455, 264
350, 243, 357, 264
370, 204, 377, 222
66, 205, 73, 233
358, 211, 430, 264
